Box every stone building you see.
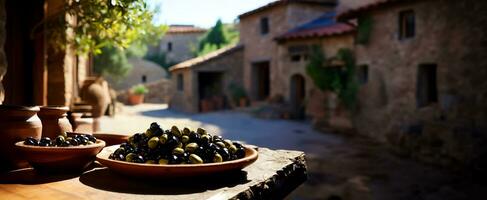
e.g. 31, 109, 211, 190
106, 58, 168, 91
169, 45, 244, 113
275, 11, 355, 122
238, 0, 337, 102
153, 25, 206, 65
338, 0, 487, 166
0, 0, 92, 106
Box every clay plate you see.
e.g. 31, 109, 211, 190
92, 133, 130, 146
15, 140, 106, 172
96, 145, 259, 178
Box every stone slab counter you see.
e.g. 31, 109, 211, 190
0, 147, 307, 200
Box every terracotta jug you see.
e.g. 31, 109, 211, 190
38, 106, 73, 139
0, 105, 42, 171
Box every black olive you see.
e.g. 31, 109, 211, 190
235, 147, 245, 159
213, 135, 223, 142
168, 155, 183, 164
165, 135, 179, 149
153, 128, 163, 137
24, 137, 38, 146
60, 140, 71, 147
39, 137, 52, 146
189, 131, 200, 143
132, 154, 145, 163
86, 135, 97, 142
150, 122, 160, 131
217, 147, 231, 161
70, 138, 80, 146
116, 153, 125, 161
79, 136, 89, 145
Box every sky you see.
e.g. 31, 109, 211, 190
148, 0, 277, 28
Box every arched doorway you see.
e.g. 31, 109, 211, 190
290, 74, 305, 119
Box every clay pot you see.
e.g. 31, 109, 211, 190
200, 99, 214, 112
239, 98, 247, 107
38, 106, 73, 139
128, 94, 144, 105
0, 105, 42, 171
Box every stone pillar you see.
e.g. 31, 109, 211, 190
0, 0, 6, 104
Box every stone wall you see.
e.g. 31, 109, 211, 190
170, 47, 244, 113
160, 32, 204, 64
0, 0, 5, 104
240, 3, 334, 101
106, 58, 168, 91
117, 78, 173, 104
353, 0, 487, 166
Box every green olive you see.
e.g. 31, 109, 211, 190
158, 159, 169, 164
176, 142, 183, 148
197, 128, 207, 135
148, 137, 159, 149
171, 126, 182, 137
185, 143, 198, 153
87, 141, 94, 145
229, 145, 238, 154
126, 153, 137, 162
61, 132, 68, 138
145, 129, 153, 138
216, 141, 226, 149
145, 160, 156, 164
159, 134, 168, 144
182, 135, 190, 144
172, 147, 185, 155
182, 127, 190, 135
189, 154, 203, 164
201, 134, 211, 143
223, 139, 233, 147
213, 153, 223, 163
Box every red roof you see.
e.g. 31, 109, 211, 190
239, 0, 336, 19
167, 25, 207, 34
337, 0, 407, 20
277, 23, 355, 41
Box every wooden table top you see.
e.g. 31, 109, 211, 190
0, 148, 306, 200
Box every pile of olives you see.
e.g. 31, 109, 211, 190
23, 133, 97, 147
109, 123, 246, 165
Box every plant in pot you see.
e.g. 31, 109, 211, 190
128, 84, 149, 105
229, 84, 248, 107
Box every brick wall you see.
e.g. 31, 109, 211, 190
353, 0, 487, 165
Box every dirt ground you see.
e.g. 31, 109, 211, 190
99, 104, 487, 200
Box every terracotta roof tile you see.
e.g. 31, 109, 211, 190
169, 45, 244, 71
276, 12, 355, 41
167, 25, 207, 34
239, 0, 336, 19
337, 0, 409, 20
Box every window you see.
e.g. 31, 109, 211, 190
358, 65, 368, 85
260, 17, 269, 35
167, 42, 173, 52
399, 10, 415, 39
288, 45, 309, 62
416, 64, 438, 108
141, 75, 147, 83
177, 74, 184, 91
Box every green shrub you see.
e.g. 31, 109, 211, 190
132, 84, 149, 95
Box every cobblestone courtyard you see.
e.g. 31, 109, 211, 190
100, 104, 487, 200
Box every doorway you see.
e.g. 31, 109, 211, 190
198, 72, 224, 112
252, 61, 270, 101
4, 0, 45, 105
290, 74, 306, 119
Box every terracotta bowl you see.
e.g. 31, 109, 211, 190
92, 133, 130, 146
15, 140, 106, 173
97, 145, 259, 178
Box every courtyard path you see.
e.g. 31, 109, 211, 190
99, 104, 487, 200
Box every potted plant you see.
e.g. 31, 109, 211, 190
128, 84, 149, 105
229, 84, 248, 107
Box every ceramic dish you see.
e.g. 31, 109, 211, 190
96, 145, 258, 178
92, 133, 130, 146
15, 140, 106, 172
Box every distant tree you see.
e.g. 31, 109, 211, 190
94, 45, 132, 81
195, 20, 239, 56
